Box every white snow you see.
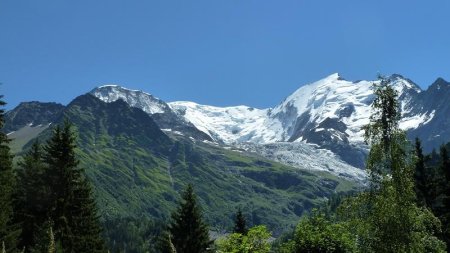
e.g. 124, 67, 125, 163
400, 110, 435, 130
171, 73, 425, 146
169, 101, 282, 143
91, 85, 168, 114
239, 142, 367, 181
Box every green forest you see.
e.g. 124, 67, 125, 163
1, 77, 450, 252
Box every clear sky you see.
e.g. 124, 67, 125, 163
1, 1, 450, 110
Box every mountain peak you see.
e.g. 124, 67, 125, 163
90, 85, 169, 114
97, 84, 120, 88
429, 77, 450, 91
389, 73, 406, 79
385, 74, 422, 93
92, 84, 154, 97
324, 72, 344, 81
433, 77, 449, 85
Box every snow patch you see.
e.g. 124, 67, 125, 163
399, 110, 435, 130
91, 85, 167, 114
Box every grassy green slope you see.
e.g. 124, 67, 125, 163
13, 94, 359, 235
8, 124, 49, 154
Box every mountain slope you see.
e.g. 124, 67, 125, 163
4, 101, 64, 133
5, 101, 65, 154
90, 85, 212, 141
9, 94, 359, 234
407, 78, 450, 151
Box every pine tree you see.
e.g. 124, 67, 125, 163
439, 145, 450, 249
169, 184, 212, 253
43, 120, 105, 252
69, 177, 105, 252
43, 122, 78, 251
14, 141, 50, 252
0, 95, 19, 252
440, 145, 450, 194
233, 208, 247, 235
414, 137, 429, 207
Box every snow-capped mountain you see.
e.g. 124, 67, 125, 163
88, 73, 448, 173
170, 73, 428, 145
168, 73, 437, 167
92, 85, 171, 115
90, 85, 212, 141
8, 74, 448, 181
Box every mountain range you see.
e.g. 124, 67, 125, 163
5, 73, 450, 233
90, 73, 450, 168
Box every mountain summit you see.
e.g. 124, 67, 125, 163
90, 85, 212, 141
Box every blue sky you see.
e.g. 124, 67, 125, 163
1, 1, 450, 109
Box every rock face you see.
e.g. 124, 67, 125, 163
90, 85, 212, 141
4, 101, 65, 133
406, 78, 450, 152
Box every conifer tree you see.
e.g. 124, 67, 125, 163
169, 184, 212, 253
439, 145, 450, 248
69, 177, 105, 252
233, 208, 248, 235
0, 95, 19, 252
440, 145, 450, 194
14, 141, 50, 252
43, 121, 79, 251
43, 120, 105, 252
414, 137, 429, 207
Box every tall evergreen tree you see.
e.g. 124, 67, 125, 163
43, 120, 105, 252
14, 141, 50, 252
0, 95, 19, 252
414, 137, 429, 207
439, 145, 450, 248
233, 208, 248, 235
440, 145, 450, 191
69, 177, 105, 252
169, 184, 212, 253
43, 122, 78, 251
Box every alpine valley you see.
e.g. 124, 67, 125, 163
5, 73, 450, 234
